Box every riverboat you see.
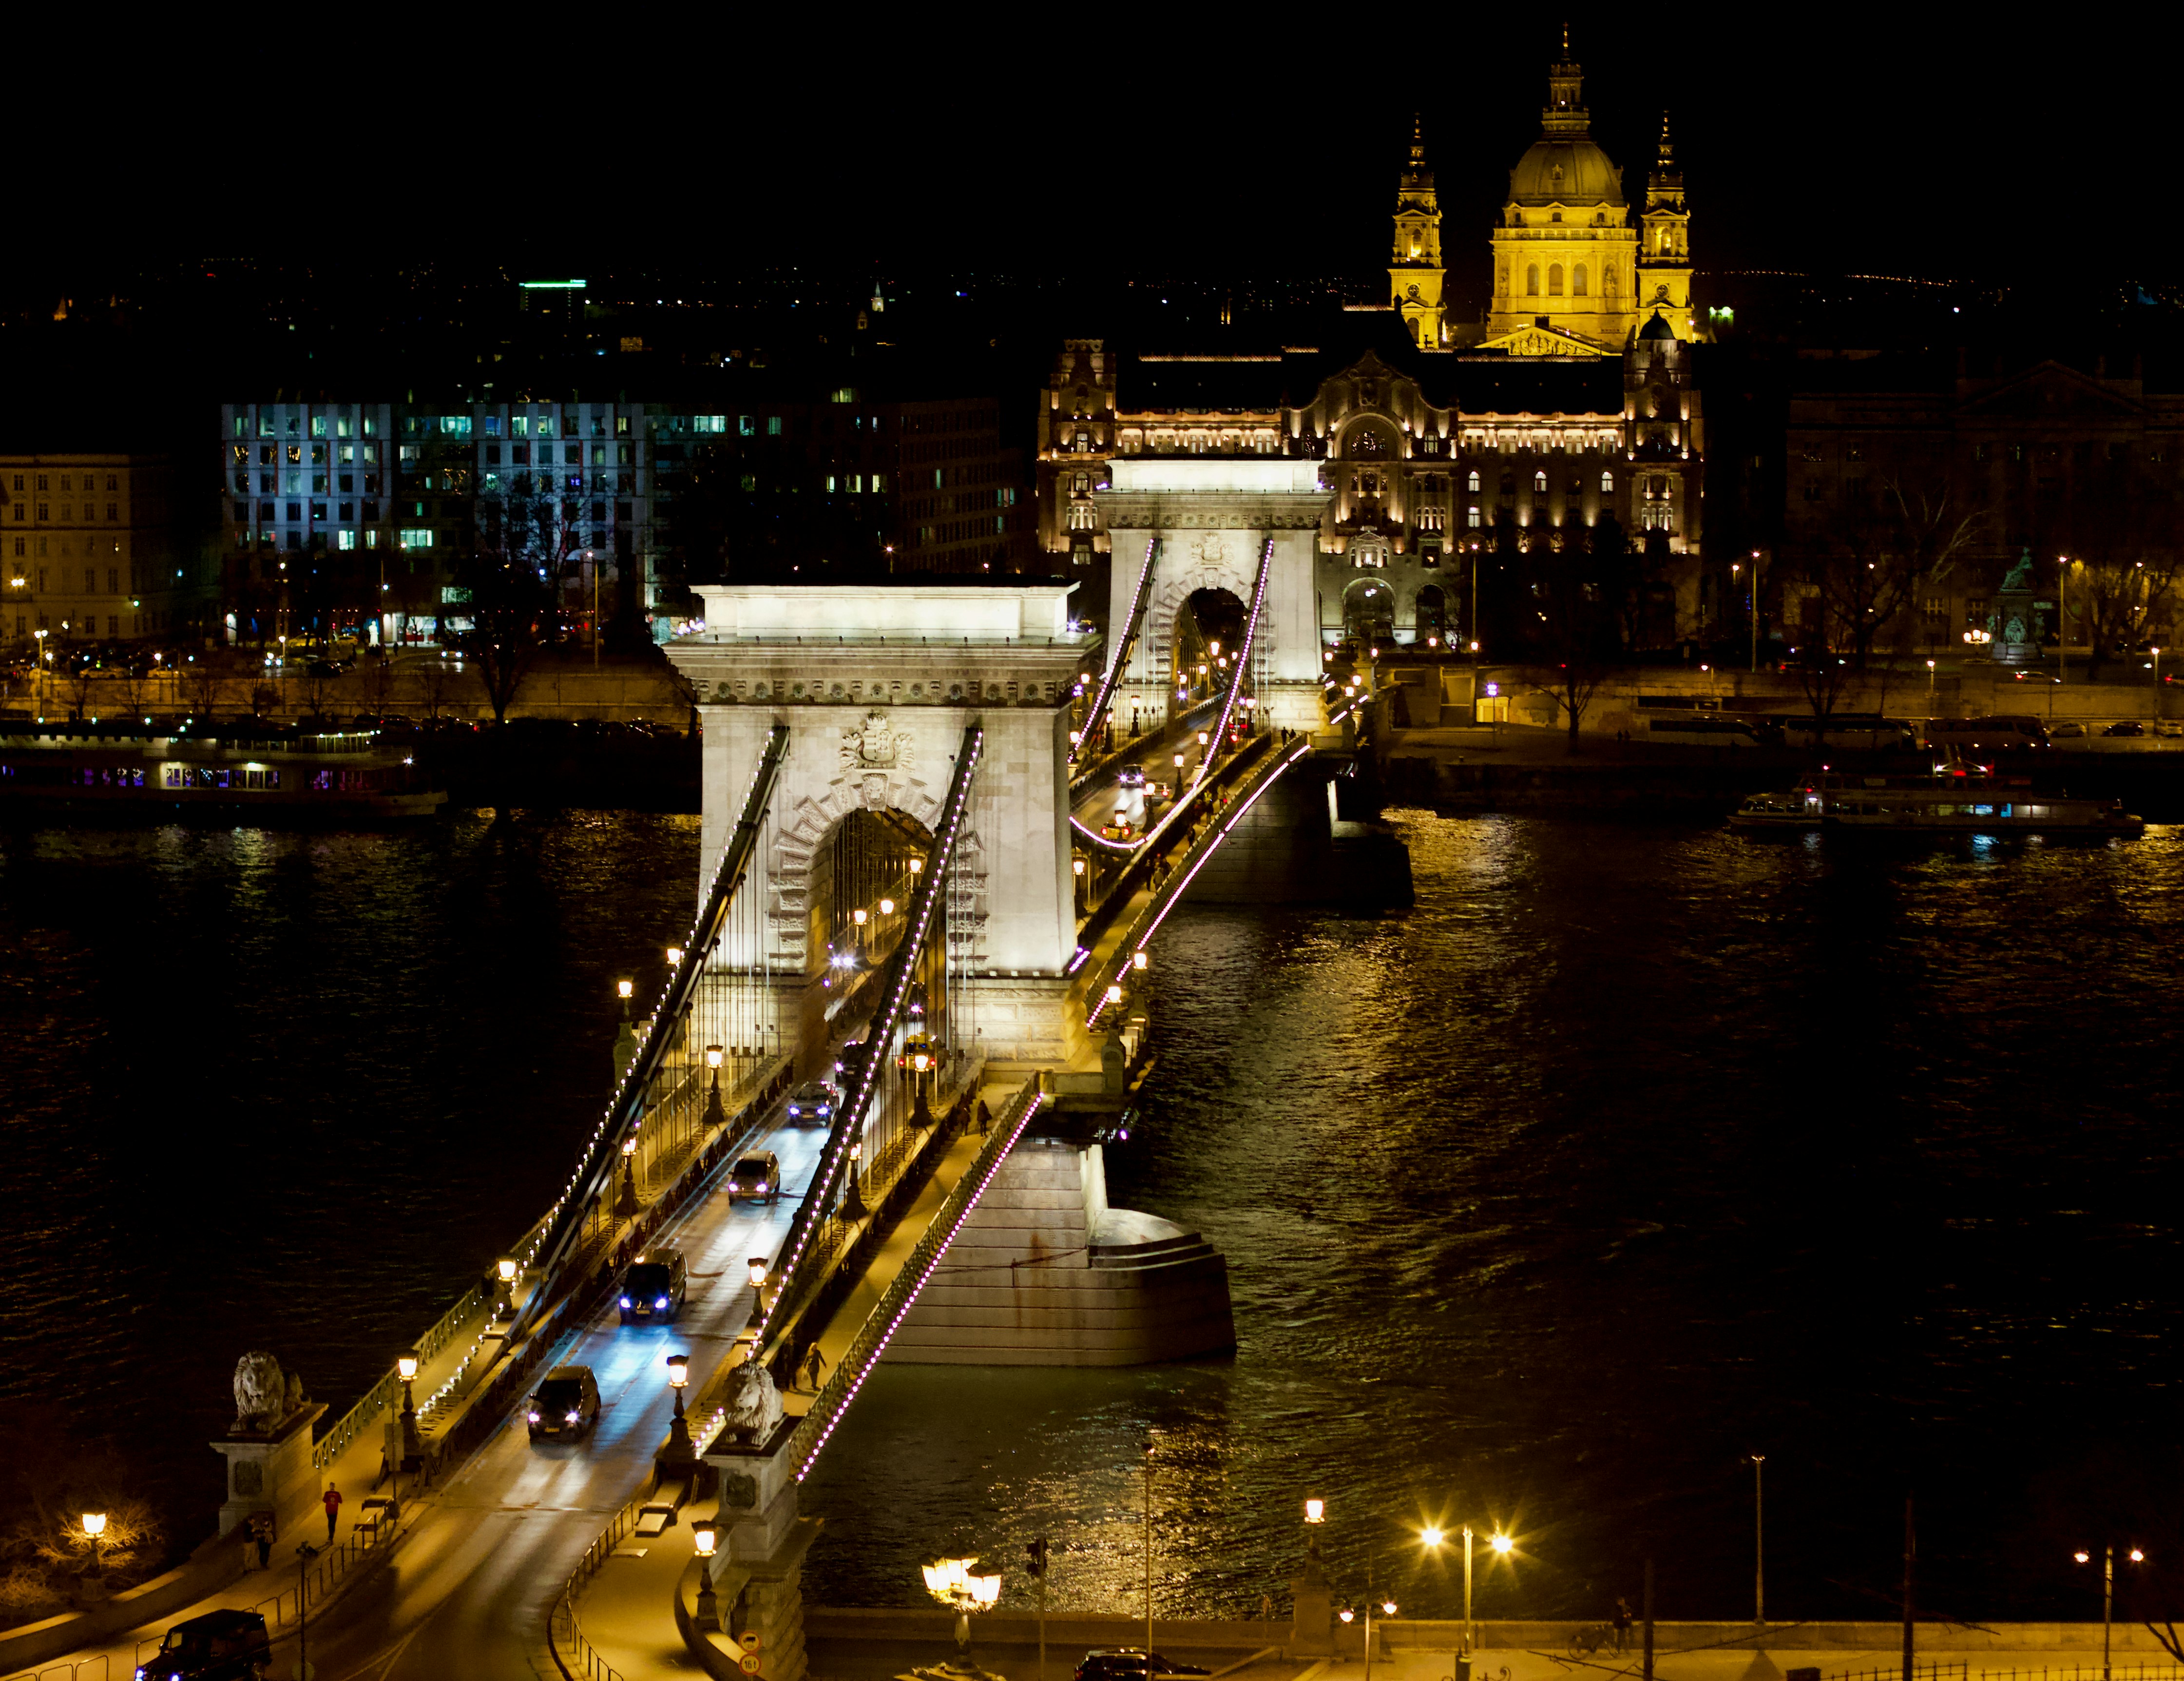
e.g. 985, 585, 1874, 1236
1731, 762, 2142, 838
0, 722, 446, 819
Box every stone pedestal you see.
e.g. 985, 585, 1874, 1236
1289, 1563, 1333, 1656
700, 1418, 823, 1681
211, 1402, 326, 1543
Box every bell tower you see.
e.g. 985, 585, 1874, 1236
1637, 113, 1696, 340
1389, 115, 1446, 349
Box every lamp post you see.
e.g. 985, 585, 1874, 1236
841, 1139, 867, 1220
494, 1257, 519, 1320
1748, 1453, 1766, 1624
704, 1044, 726, 1131
666, 1353, 692, 1455
397, 1351, 422, 1468
693, 1522, 721, 1633
81, 1512, 106, 1576
921, 1558, 1003, 1676
1926, 658, 1936, 718
613, 979, 638, 1084
2074, 1544, 2145, 1681
747, 1256, 769, 1334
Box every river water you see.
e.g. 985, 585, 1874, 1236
3, 810, 2180, 1625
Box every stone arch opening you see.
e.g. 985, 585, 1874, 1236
807, 807, 932, 979
1341, 577, 1396, 647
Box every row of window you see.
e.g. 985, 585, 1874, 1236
7, 612, 128, 636
9, 473, 121, 494
232, 444, 382, 468
10, 503, 124, 523
8, 567, 127, 594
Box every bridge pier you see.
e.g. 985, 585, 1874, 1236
689, 1420, 823, 1681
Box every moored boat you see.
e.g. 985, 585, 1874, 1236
0, 722, 446, 819
1731, 759, 2142, 839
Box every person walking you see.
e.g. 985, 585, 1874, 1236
1612, 1597, 1633, 1653
801, 1343, 828, 1393
322, 1483, 343, 1544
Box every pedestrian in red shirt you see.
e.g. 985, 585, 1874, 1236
322, 1483, 342, 1543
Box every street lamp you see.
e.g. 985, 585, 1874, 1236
747, 1257, 769, 1333
397, 1351, 422, 1466
81, 1512, 106, 1574
494, 1257, 519, 1320
613, 980, 639, 1083
2075, 1545, 2146, 1681
1132, 950, 1149, 972
879, 897, 895, 916
704, 1044, 726, 1129
666, 1353, 692, 1454
842, 1139, 866, 1219
617, 1134, 640, 1218
1748, 1453, 1766, 1624
922, 1557, 1003, 1675
666, 945, 683, 968
693, 1522, 721, 1632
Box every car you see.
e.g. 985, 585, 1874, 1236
2158, 720, 2183, 738
727, 1152, 782, 1204
1117, 763, 1147, 789
2050, 721, 2088, 738
137, 1609, 271, 1681
1099, 818, 1136, 841
786, 1081, 837, 1124
305, 657, 354, 677
1074, 1651, 1212, 1681
619, 1250, 687, 1324
2102, 720, 2147, 737
527, 1365, 601, 1440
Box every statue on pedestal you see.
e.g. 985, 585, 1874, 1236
721, 1350, 784, 1445
231, 1352, 307, 1434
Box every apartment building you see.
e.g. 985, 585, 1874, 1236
1, 455, 184, 650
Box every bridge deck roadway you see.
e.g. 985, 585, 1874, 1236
1070, 700, 1221, 828
54, 1109, 829, 1681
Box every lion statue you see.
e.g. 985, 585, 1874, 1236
720, 1350, 783, 1445
232, 1351, 288, 1430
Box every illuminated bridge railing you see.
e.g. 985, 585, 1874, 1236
777, 1075, 1045, 1479
761, 721, 985, 1330
1071, 535, 1158, 793
520, 724, 791, 1316
1208, 535, 1272, 757
1085, 697, 1361, 1033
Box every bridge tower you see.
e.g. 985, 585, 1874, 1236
1096, 456, 1330, 735
670, 582, 1100, 1072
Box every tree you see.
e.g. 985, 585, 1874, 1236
1522, 528, 1622, 753
456, 543, 551, 725
2057, 484, 2182, 677
1798, 476, 1988, 671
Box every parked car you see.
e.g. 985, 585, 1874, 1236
2050, 721, 2088, 739
619, 1250, 687, 1324
2102, 720, 2147, 737
136, 1609, 271, 1681
527, 1366, 601, 1440
727, 1152, 782, 1204
1074, 1651, 1213, 1681
786, 1081, 837, 1124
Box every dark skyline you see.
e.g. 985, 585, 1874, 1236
25, 13, 2175, 296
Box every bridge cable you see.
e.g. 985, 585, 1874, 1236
762, 720, 987, 1332
1071, 535, 1159, 788
517, 723, 791, 1324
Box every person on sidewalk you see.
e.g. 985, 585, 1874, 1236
322, 1483, 343, 1544
800, 1344, 828, 1393
1612, 1597, 1633, 1652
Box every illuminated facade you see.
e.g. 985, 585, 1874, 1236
1486, 47, 1652, 347
1, 455, 188, 648
1389, 117, 1447, 350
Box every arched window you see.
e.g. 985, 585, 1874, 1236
1573, 264, 1589, 297
1534, 471, 1549, 493
1526, 264, 1540, 296
1548, 264, 1565, 296
1600, 471, 1614, 494
1467, 470, 1481, 492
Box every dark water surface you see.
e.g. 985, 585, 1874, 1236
5, 812, 2181, 1624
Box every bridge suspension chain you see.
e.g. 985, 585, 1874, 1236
518, 724, 791, 1318
1071, 535, 1159, 791
763, 720, 987, 1328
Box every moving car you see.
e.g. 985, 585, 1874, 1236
728, 1152, 782, 1204
787, 1082, 837, 1124
2102, 720, 2147, 737
527, 1366, 601, 1440
136, 1609, 271, 1681
1074, 1651, 1213, 1681
619, 1250, 687, 1324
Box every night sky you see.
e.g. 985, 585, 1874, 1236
25, 11, 2168, 294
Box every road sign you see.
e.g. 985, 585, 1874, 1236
739, 1633, 763, 1654
740, 1654, 763, 1674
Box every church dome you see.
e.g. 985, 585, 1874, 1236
1508, 137, 1624, 207
1639, 310, 1678, 341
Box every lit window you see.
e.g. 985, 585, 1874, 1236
1468, 505, 1482, 528
337, 530, 357, 551
1600, 471, 1614, 493
400, 528, 435, 549
1535, 472, 1548, 493
766, 417, 783, 436
1467, 471, 1480, 492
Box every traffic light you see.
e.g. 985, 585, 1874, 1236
1026, 1536, 1048, 1580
